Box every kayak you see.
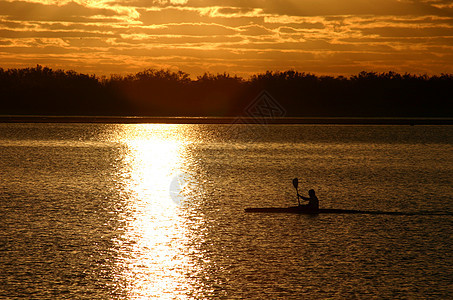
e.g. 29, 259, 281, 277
245, 207, 392, 215
244, 207, 441, 216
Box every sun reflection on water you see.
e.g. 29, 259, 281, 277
111, 124, 201, 299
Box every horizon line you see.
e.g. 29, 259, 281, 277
2, 65, 452, 79
1, 115, 452, 125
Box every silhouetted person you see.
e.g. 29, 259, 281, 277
297, 189, 319, 211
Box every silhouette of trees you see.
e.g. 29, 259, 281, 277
0, 65, 451, 117
0, 65, 105, 115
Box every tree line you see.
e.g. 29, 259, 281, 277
1, 65, 452, 117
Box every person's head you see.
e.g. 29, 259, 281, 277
308, 189, 316, 197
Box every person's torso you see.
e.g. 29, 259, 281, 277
308, 197, 319, 209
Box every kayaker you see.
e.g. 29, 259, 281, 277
297, 189, 319, 210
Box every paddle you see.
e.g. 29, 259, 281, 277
292, 178, 300, 206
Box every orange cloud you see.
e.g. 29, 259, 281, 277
0, 0, 452, 76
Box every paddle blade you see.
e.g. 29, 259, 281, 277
292, 178, 299, 189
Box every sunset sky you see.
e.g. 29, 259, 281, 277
1, 0, 453, 77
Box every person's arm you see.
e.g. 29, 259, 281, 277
298, 193, 309, 201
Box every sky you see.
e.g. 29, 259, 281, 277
0, 0, 453, 77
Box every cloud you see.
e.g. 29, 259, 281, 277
187, 0, 450, 15
131, 23, 238, 36
360, 26, 453, 37
0, 1, 125, 22
238, 24, 274, 36
0, 0, 453, 76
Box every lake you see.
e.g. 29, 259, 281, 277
0, 123, 452, 299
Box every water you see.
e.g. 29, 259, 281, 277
0, 123, 452, 299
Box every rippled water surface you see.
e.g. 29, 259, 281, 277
0, 123, 452, 299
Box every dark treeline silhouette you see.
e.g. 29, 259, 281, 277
1, 65, 452, 117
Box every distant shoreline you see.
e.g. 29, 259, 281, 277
3, 68, 452, 119
0, 116, 452, 125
